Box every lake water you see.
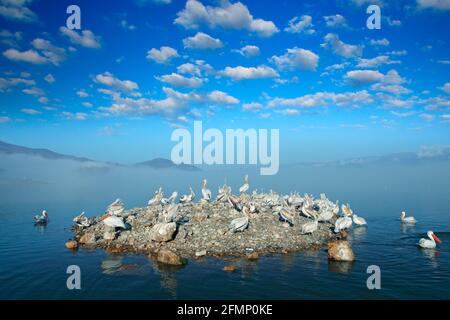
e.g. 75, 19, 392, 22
0, 155, 449, 299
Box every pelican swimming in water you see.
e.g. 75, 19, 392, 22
352, 214, 367, 226
108, 198, 125, 216
180, 187, 195, 204
161, 191, 177, 205
400, 211, 417, 224
201, 179, 212, 202
100, 212, 126, 229
418, 231, 442, 249
301, 213, 319, 235
239, 175, 249, 194
229, 206, 250, 233
334, 215, 352, 233
34, 210, 49, 224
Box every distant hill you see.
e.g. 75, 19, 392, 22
0, 140, 92, 162
135, 157, 200, 171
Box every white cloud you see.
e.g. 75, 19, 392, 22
0, 0, 37, 22
0, 29, 22, 47
417, 0, 450, 10
0, 76, 35, 91
82, 102, 93, 108
322, 33, 363, 58
44, 74, 55, 83
177, 60, 213, 76
21, 108, 41, 115
146, 46, 179, 64
208, 90, 239, 104
243, 102, 263, 111
183, 32, 223, 50
440, 82, 450, 94
271, 47, 319, 71
38, 96, 48, 104
221, 65, 278, 80
32, 38, 66, 65
62, 111, 88, 121
120, 19, 136, 30
156, 72, 203, 88
235, 45, 260, 57
386, 17, 401, 26
174, 0, 279, 37
59, 27, 101, 49
370, 38, 389, 46
356, 55, 400, 68
94, 72, 139, 92
387, 50, 407, 56
420, 113, 435, 121
345, 70, 384, 85
3, 48, 47, 64
23, 86, 44, 96
0, 116, 11, 123
275, 109, 300, 116
437, 59, 450, 64
324, 14, 348, 28
77, 89, 89, 98
284, 15, 315, 34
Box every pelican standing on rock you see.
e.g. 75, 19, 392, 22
180, 187, 195, 204
229, 206, 250, 233
201, 179, 212, 202
239, 175, 249, 194
400, 211, 417, 224
161, 191, 177, 205
148, 188, 163, 206
301, 213, 319, 235
108, 198, 124, 216
279, 205, 295, 226
100, 212, 126, 229
418, 231, 442, 249
73, 212, 91, 228
334, 215, 352, 233
34, 210, 49, 224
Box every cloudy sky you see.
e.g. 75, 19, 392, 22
0, 0, 449, 164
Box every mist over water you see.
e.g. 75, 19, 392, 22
0, 154, 449, 299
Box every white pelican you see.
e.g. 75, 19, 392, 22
73, 212, 91, 228
239, 175, 249, 194
400, 211, 417, 224
161, 191, 177, 205
301, 213, 319, 234
229, 207, 250, 233
418, 231, 442, 249
318, 210, 334, 222
201, 179, 212, 202
341, 203, 353, 216
334, 216, 352, 233
148, 188, 163, 206
100, 213, 126, 229
108, 198, 124, 216
352, 214, 367, 226
180, 187, 195, 203
163, 204, 178, 223
34, 210, 49, 224
228, 195, 243, 212
279, 206, 295, 226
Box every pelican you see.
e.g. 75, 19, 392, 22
229, 207, 250, 233
100, 212, 126, 229
352, 214, 367, 226
34, 210, 49, 224
201, 179, 212, 202
161, 191, 177, 205
108, 198, 124, 216
180, 187, 195, 203
318, 210, 334, 222
400, 211, 417, 224
279, 206, 295, 226
163, 204, 178, 223
73, 212, 91, 228
341, 203, 353, 216
418, 231, 442, 249
334, 216, 352, 233
148, 188, 163, 206
239, 175, 249, 194
301, 213, 319, 235
228, 195, 243, 212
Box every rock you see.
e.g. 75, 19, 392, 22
79, 232, 95, 244
327, 240, 355, 261
247, 252, 259, 260
65, 240, 78, 250
223, 265, 236, 272
103, 231, 116, 240
192, 211, 208, 222
150, 222, 177, 242
156, 249, 186, 266
195, 250, 207, 257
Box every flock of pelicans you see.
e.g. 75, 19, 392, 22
34, 175, 443, 250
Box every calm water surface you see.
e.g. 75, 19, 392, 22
0, 156, 449, 299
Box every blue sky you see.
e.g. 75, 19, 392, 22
0, 0, 449, 164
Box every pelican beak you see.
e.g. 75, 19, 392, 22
432, 233, 442, 244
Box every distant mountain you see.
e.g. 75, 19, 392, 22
135, 157, 200, 171
0, 140, 92, 162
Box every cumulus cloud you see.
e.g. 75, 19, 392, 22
44, 74, 55, 83
345, 70, 384, 85
22, 86, 44, 96
146, 46, 179, 64
94, 72, 139, 92
60, 27, 101, 49
183, 32, 223, 50
321, 33, 363, 58
0, 116, 11, 123
0, 29, 22, 47
62, 111, 88, 121
235, 45, 260, 57
3, 38, 66, 66
370, 38, 389, 46
156, 72, 203, 88
243, 102, 263, 111
270, 47, 319, 71
208, 90, 239, 104
356, 55, 400, 68
0, 0, 37, 22
174, 0, 278, 37
417, 0, 450, 10
439, 82, 450, 94
221, 65, 279, 80
21, 108, 41, 115
77, 89, 89, 98
0, 76, 35, 91
323, 14, 348, 28
284, 15, 315, 34
268, 90, 372, 108
177, 60, 213, 76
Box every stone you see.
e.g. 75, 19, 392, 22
79, 232, 95, 244
65, 240, 78, 250
223, 265, 236, 272
327, 240, 355, 261
247, 252, 259, 260
156, 249, 186, 266
103, 230, 116, 240
150, 222, 177, 242
195, 250, 207, 257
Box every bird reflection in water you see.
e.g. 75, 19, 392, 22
150, 259, 186, 298
328, 260, 354, 274
101, 255, 141, 275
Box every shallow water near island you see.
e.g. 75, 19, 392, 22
0, 156, 449, 299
